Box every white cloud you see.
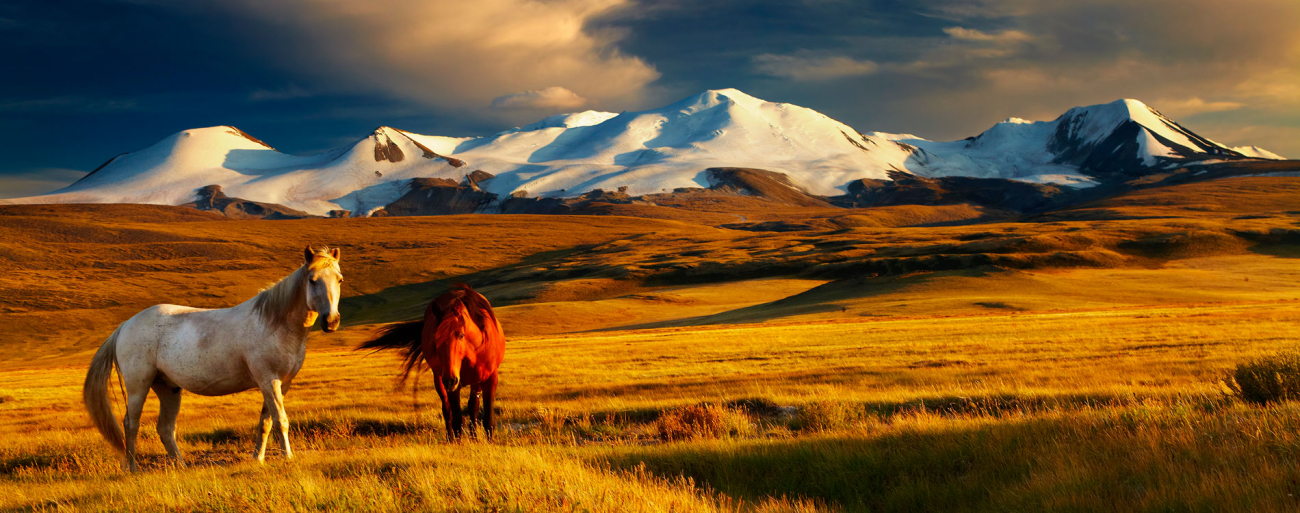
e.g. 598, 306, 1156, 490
752, 53, 878, 81
220, 0, 659, 113
942, 26, 1034, 44
1155, 97, 1246, 117
490, 87, 589, 110
0, 168, 87, 199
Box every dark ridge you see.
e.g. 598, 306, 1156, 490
373, 131, 405, 163
225, 127, 274, 150
500, 188, 634, 214
182, 185, 317, 220
840, 131, 871, 153
378, 177, 498, 216
1145, 106, 1241, 156
832, 173, 1071, 214
705, 167, 832, 207
465, 170, 495, 185
893, 141, 920, 155
392, 129, 466, 167
68, 153, 127, 187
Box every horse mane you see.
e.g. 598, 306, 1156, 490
252, 247, 335, 330
444, 283, 500, 339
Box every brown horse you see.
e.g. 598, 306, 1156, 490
360, 284, 505, 440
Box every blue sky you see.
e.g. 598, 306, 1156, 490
1, 0, 1296, 197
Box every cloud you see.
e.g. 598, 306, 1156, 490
249, 86, 312, 101
0, 168, 86, 199
1155, 97, 1246, 117
0, 96, 138, 113
752, 53, 878, 81
842, 0, 1300, 156
215, 0, 660, 113
942, 26, 1033, 44
490, 87, 589, 111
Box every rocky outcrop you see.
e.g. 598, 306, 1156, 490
183, 185, 317, 219
704, 167, 833, 207
389, 128, 466, 167
499, 187, 634, 214
380, 178, 498, 216
832, 171, 1069, 213
465, 170, 495, 186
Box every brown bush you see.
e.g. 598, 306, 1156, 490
656, 404, 753, 441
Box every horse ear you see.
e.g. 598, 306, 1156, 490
330, 247, 340, 260
303, 245, 314, 264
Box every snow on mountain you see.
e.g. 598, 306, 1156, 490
6, 90, 1284, 215
439, 88, 916, 199
17, 126, 471, 215
1231, 145, 1285, 160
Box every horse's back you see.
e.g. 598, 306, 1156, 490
115, 303, 263, 396
117, 304, 212, 348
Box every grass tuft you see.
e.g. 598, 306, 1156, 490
657, 404, 754, 441
1227, 353, 1300, 405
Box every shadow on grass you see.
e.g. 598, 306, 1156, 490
182, 417, 432, 449
598, 404, 1300, 512
339, 245, 598, 327
606, 268, 1002, 330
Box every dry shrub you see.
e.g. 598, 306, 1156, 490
794, 401, 864, 432
1227, 353, 1300, 405
657, 404, 753, 441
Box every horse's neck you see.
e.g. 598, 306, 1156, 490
245, 267, 312, 341
234, 299, 310, 343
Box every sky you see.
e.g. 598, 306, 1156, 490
1, 0, 1297, 198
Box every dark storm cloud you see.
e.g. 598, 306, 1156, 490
0, 0, 1296, 198
600, 0, 1299, 153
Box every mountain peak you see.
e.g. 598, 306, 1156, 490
11, 92, 1281, 216
670, 88, 769, 112
517, 110, 619, 132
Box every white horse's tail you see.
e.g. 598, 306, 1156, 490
83, 325, 125, 457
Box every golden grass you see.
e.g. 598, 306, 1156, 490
2, 301, 1298, 510
2, 177, 1299, 510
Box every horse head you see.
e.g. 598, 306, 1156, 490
435, 301, 484, 391
303, 246, 344, 333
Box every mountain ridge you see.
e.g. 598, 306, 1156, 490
4, 90, 1285, 216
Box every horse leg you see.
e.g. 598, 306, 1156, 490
466, 386, 481, 440
435, 378, 454, 441
121, 386, 149, 472
482, 374, 498, 441
267, 379, 292, 460
114, 362, 157, 473
255, 379, 291, 461
150, 383, 184, 466
448, 388, 464, 440
273, 381, 293, 457
256, 399, 273, 462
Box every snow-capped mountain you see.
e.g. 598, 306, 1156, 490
5, 89, 1283, 215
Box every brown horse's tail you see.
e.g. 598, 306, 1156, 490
83, 325, 125, 458
358, 320, 425, 385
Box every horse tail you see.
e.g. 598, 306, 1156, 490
358, 320, 425, 385
83, 325, 125, 457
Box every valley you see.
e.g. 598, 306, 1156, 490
0, 175, 1298, 510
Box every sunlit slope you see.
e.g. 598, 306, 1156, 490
5, 91, 1286, 215
1, 176, 1296, 367
3, 301, 1299, 510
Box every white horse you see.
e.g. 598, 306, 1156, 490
84, 246, 344, 471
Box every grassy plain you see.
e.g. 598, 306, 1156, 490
0, 176, 1298, 511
